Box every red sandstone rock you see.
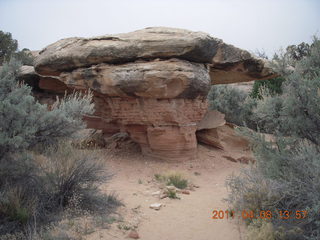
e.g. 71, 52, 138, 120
119, 98, 207, 160
196, 124, 250, 151
181, 190, 190, 195
32, 27, 277, 161
210, 42, 277, 84
38, 77, 68, 94
128, 230, 140, 239
197, 110, 226, 130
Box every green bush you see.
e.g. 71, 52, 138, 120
13, 48, 34, 66
0, 59, 119, 237
154, 172, 188, 189
246, 219, 275, 240
0, 30, 34, 65
226, 37, 320, 239
229, 132, 319, 239
0, 31, 18, 64
166, 189, 179, 199
250, 92, 284, 133
167, 174, 188, 189
250, 77, 285, 99
207, 85, 256, 128
41, 142, 116, 212
0, 59, 94, 156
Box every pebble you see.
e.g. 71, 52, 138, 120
160, 193, 168, 199
181, 190, 190, 195
150, 203, 162, 210
128, 230, 140, 239
166, 186, 176, 191
151, 190, 161, 196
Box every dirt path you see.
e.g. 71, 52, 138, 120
86, 141, 249, 240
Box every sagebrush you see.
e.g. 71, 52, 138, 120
0, 59, 119, 238
226, 37, 320, 240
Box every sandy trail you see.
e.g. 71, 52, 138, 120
86, 141, 249, 240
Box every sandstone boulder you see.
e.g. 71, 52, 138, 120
17, 65, 69, 94
197, 110, 226, 130
35, 27, 220, 76
196, 124, 249, 151
59, 59, 210, 99
19, 65, 37, 78
209, 42, 277, 84
38, 77, 68, 93
128, 230, 140, 239
18, 65, 40, 89
149, 203, 163, 210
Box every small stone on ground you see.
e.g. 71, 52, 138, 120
128, 230, 140, 239
150, 203, 162, 210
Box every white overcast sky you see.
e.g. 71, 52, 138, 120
0, 0, 319, 57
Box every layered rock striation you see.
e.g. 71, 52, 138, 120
32, 27, 276, 160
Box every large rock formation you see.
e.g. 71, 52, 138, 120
32, 27, 276, 161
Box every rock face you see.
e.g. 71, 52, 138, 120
59, 59, 210, 99
210, 42, 277, 84
18, 65, 69, 105
196, 124, 249, 151
18, 65, 40, 90
32, 27, 276, 161
35, 27, 219, 76
197, 110, 226, 130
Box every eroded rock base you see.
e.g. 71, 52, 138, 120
91, 96, 208, 161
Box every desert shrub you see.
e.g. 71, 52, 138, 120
154, 173, 166, 182
207, 83, 282, 131
208, 82, 288, 133
251, 37, 320, 139
13, 48, 34, 66
0, 59, 94, 157
250, 91, 284, 133
0, 59, 118, 237
166, 189, 179, 199
207, 85, 259, 129
226, 166, 284, 223
229, 132, 319, 239
226, 37, 320, 240
270, 42, 311, 76
246, 219, 275, 240
208, 85, 247, 125
279, 41, 320, 145
166, 174, 188, 189
250, 77, 285, 99
40, 142, 115, 212
154, 172, 188, 189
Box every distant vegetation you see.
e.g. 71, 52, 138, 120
210, 38, 320, 239
0, 30, 34, 65
250, 76, 285, 99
